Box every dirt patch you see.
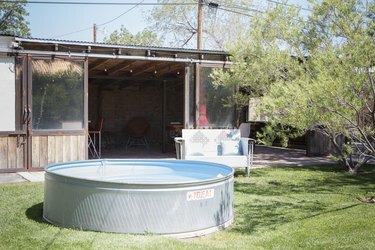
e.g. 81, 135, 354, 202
357, 197, 375, 204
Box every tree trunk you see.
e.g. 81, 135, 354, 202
331, 135, 362, 174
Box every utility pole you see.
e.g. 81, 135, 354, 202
93, 23, 97, 43
197, 0, 204, 49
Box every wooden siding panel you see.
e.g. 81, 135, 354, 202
32, 137, 40, 168
16, 142, 24, 169
7, 137, 17, 169
56, 136, 63, 163
29, 135, 85, 167
0, 137, 8, 169
77, 135, 85, 160
47, 136, 56, 164
63, 136, 70, 162
39, 136, 48, 168
82, 135, 87, 160
71, 136, 78, 161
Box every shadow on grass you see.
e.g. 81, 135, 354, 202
233, 199, 327, 234
26, 203, 65, 250
235, 164, 375, 196
232, 164, 375, 234
25, 202, 98, 249
26, 202, 45, 224
233, 199, 361, 234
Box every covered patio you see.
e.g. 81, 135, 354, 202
88, 57, 185, 155
0, 35, 234, 171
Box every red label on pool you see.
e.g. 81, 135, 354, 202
187, 189, 215, 201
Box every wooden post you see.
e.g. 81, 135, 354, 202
195, 64, 200, 128
197, 0, 204, 49
184, 66, 190, 128
162, 81, 167, 153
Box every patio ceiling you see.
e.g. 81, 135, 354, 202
88, 58, 186, 82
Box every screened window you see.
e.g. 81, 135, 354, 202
32, 59, 84, 130
198, 67, 234, 128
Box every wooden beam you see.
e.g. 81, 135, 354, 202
156, 63, 185, 77
89, 58, 111, 71
132, 62, 158, 76
89, 74, 180, 82
89, 75, 179, 84
108, 60, 137, 75
154, 62, 174, 74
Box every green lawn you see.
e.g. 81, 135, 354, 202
1, 164, 374, 249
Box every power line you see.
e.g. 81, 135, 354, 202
52, 0, 146, 38
31, 0, 311, 39
264, 0, 312, 12
209, 1, 312, 18
222, 5, 263, 14
211, 1, 264, 14
0, 0, 197, 5
0, 0, 312, 11
216, 6, 254, 17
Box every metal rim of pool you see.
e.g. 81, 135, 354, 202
43, 159, 234, 238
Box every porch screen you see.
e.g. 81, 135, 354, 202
198, 67, 234, 128
31, 59, 84, 130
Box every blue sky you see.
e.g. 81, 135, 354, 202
25, 0, 311, 43
26, 1, 154, 42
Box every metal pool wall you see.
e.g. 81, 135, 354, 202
43, 160, 234, 238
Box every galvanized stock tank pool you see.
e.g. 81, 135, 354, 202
43, 159, 234, 238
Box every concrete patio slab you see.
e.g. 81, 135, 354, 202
0, 145, 336, 184
17, 172, 45, 182
0, 173, 27, 184
253, 145, 335, 168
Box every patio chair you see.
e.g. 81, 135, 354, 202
89, 117, 104, 158
125, 117, 150, 149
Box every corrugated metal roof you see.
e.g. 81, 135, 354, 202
1, 34, 230, 56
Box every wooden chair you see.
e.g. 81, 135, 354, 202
89, 117, 104, 158
125, 117, 150, 149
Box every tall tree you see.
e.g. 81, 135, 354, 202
147, 0, 253, 49
212, 0, 375, 173
0, 0, 30, 37
103, 25, 162, 46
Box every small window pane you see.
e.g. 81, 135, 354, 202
198, 67, 234, 128
32, 59, 84, 130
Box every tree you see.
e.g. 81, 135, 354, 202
211, 3, 306, 126
212, 0, 375, 173
147, 0, 252, 49
103, 25, 163, 46
0, 0, 30, 37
